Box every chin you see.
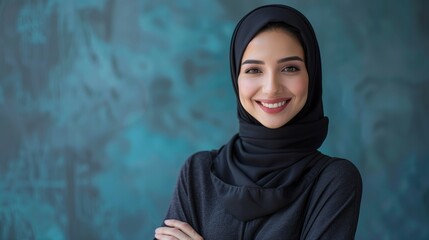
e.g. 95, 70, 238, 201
260, 121, 287, 129
259, 115, 296, 128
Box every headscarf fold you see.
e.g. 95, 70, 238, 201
211, 4, 331, 221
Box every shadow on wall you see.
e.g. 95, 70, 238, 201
0, 211, 35, 240
353, 77, 429, 238
0, 0, 235, 239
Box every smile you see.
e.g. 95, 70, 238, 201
257, 98, 291, 113
261, 101, 287, 109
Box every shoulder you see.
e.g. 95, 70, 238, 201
184, 150, 216, 167
317, 158, 362, 193
303, 158, 362, 239
174, 150, 218, 195
179, 150, 217, 177
322, 158, 361, 179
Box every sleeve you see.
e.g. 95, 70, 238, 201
153, 161, 192, 240
301, 159, 363, 240
162, 159, 194, 224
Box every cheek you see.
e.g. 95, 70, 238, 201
289, 76, 309, 101
238, 78, 257, 101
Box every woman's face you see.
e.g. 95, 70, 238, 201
238, 29, 308, 129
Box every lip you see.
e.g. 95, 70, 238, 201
256, 98, 291, 114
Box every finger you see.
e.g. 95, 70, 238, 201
155, 226, 189, 240
154, 232, 178, 240
164, 220, 203, 240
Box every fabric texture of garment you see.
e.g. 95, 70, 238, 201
164, 150, 361, 239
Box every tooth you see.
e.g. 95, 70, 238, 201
262, 101, 288, 108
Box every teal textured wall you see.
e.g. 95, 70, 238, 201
1, 0, 428, 239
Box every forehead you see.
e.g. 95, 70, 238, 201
243, 30, 304, 58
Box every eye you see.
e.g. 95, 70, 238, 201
244, 68, 262, 74
282, 66, 300, 72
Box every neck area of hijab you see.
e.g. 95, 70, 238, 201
211, 4, 331, 221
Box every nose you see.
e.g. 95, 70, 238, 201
262, 71, 281, 95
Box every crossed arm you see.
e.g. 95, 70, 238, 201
155, 219, 203, 240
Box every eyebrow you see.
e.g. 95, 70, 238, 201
241, 56, 304, 65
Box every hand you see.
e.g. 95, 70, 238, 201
154, 219, 203, 240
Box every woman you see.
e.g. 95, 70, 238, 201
155, 4, 362, 240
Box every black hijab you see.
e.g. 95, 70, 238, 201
211, 4, 331, 221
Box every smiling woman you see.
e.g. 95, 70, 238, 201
155, 4, 362, 240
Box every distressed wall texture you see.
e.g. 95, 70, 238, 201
1, 0, 428, 239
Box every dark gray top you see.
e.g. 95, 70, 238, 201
162, 151, 362, 240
